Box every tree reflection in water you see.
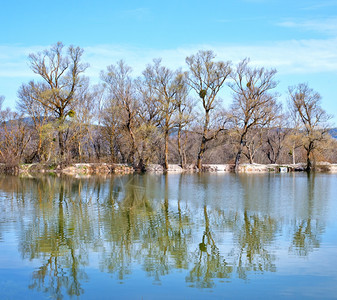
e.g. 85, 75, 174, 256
289, 173, 325, 256
0, 173, 328, 299
186, 205, 233, 288
17, 177, 93, 298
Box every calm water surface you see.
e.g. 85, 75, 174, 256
0, 173, 336, 299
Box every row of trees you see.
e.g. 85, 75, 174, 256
0, 42, 334, 171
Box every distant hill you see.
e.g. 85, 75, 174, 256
329, 128, 337, 139
3, 117, 51, 127
3, 116, 337, 140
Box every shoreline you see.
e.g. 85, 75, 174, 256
2, 162, 337, 176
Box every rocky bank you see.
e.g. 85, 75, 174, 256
2, 162, 336, 176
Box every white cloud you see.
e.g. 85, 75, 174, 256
0, 44, 46, 77
82, 38, 337, 79
303, 1, 337, 10
278, 18, 337, 35
1, 37, 337, 88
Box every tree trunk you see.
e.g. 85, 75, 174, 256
78, 139, 82, 163
235, 137, 245, 173
197, 110, 210, 170
235, 145, 243, 173
177, 125, 184, 168
266, 138, 275, 164
306, 152, 312, 171
58, 129, 65, 159
138, 140, 147, 172
108, 133, 115, 163
28, 134, 42, 163
33, 130, 43, 162
306, 141, 314, 171
164, 130, 169, 170
127, 122, 138, 168
247, 145, 254, 164
94, 139, 101, 161
182, 131, 188, 167
197, 136, 206, 170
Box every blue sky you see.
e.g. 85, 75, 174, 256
1, 0, 337, 121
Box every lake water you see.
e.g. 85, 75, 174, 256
0, 173, 337, 299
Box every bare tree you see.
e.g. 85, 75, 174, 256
136, 75, 162, 169
101, 60, 139, 167
141, 59, 185, 169
262, 115, 290, 164
67, 78, 99, 162
0, 97, 31, 172
242, 129, 264, 164
229, 59, 280, 172
100, 99, 121, 162
288, 83, 332, 171
26, 42, 89, 159
174, 74, 193, 167
286, 129, 303, 165
185, 50, 232, 169
17, 83, 52, 162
